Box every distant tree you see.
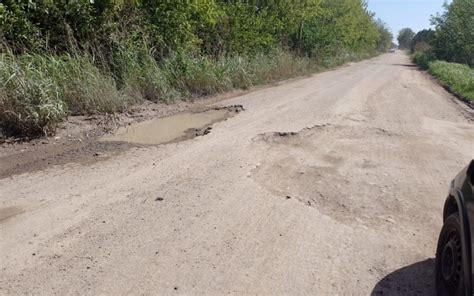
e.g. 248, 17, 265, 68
374, 18, 393, 52
431, 0, 474, 66
397, 28, 415, 49
411, 29, 435, 52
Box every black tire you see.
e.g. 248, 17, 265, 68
435, 213, 465, 296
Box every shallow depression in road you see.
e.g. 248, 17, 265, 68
0, 206, 24, 223
100, 107, 241, 145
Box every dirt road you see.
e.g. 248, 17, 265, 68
1, 52, 473, 295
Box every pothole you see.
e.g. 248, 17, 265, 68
252, 124, 330, 144
100, 105, 243, 145
250, 124, 406, 225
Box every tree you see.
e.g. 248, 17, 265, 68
375, 19, 393, 52
0, 0, 389, 58
397, 28, 415, 49
431, 0, 474, 66
410, 29, 435, 53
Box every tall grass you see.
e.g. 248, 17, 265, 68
162, 50, 319, 97
428, 61, 474, 101
114, 42, 179, 103
0, 53, 127, 137
43, 55, 127, 115
0, 54, 66, 136
1, 47, 369, 137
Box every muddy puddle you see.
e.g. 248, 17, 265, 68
100, 106, 243, 145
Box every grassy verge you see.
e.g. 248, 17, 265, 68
412, 52, 474, 103
1, 48, 373, 138
427, 61, 474, 102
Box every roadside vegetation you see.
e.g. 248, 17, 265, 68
428, 61, 474, 101
0, 0, 392, 137
397, 28, 415, 50
406, 0, 473, 102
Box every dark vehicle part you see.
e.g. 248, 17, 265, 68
436, 213, 465, 295
436, 160, 474, 296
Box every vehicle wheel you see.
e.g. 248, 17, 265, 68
435, 213, 465, 296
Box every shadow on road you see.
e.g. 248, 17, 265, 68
371, 259, 435, 296
390, 63, 419, 68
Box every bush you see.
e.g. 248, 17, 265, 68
413, 51, 436, 69
428, 61, 474, 101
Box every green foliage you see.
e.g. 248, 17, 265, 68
296, 0, 380, 57
428, 61, 474, 101
215, 2, 279, 55
410, 29, 435, 53
412, 51, 436, 69
431, 0, 474, 66
0, 53, 66, 136
0, 1, 43, 51
397, 28, 415, 49
0, 53, 126, 137
0, 0, 390, 137
161, 49, 318, 97
1, 0, 387, 58
412, 0, 474, 100
113, 39, 178, 102
0, 0, 115, 53
35, 55, 126, 115
375, 19, 393, 52
140, 1, 220, 55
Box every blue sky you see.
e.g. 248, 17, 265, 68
367, 0, 448, 42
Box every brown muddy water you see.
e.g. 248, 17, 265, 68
100, 106, 242, 145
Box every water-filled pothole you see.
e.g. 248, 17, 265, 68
100, 105, 243, 145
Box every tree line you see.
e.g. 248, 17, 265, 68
1, 0, 392, 61
398, 0, 473, 67
399, 0, 473, 104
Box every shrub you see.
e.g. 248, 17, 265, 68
413, 51, 436, 69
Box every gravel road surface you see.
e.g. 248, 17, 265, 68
1, 52, 473, 295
